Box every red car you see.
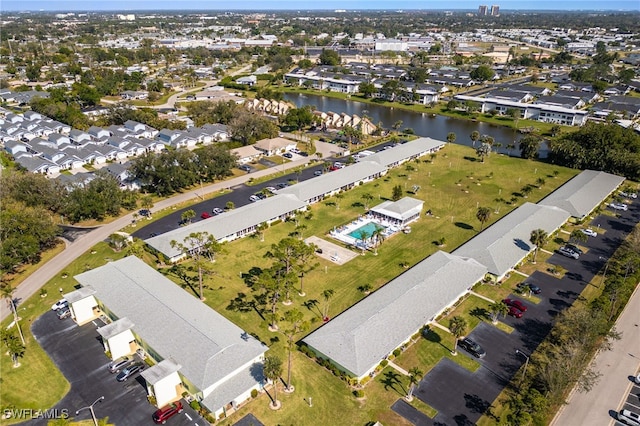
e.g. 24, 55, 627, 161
200, 212, 211, 219
503, 298, 527, 313
508, 306, 524, 318
152, 401, 183, 424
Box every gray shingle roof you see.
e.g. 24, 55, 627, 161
201, 362, 264, 412
145, 194, 307, 260
370, 197, 423, 221
140, 359, 182, 385
275, 161, 387, 203
452, 202, 571, 277
539, 170, 625, 218
65, 286, 96, 304
74, 256, 266, 392
365, 137, 446, 168
302, 251, 487, 378
96, 317, 134, 340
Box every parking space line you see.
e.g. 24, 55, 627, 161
185, 413, 192, 421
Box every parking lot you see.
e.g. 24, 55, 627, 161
27, 312, 205, 426
395, 199, 639, 425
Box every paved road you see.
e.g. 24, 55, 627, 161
0, 155, 311, 322
551, 281, 640, 426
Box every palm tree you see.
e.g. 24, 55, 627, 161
449, 316, 467, 355
361, 193, 374, 210
476, 207, 492, 231
321, 289, 335, 321
370, 227, 386, 255
281, 309, 309, 392
256, 222, 268, 242
263, 355, 283, 409
446, 132, 457, 144
570, 229, 588, 245
476, 143, 491, 163
406, 367, 423, 401
170, 232, 221, 301
488, 301, 509, 323
1, 285, 25, 345
470, 130, 480, 147
530, 229, 548, 264
180, 209, 196, 225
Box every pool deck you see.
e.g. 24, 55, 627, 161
305, 236, 359, 265
329, 217, 401, 248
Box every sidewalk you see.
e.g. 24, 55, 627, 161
0, 156, 312, 322
550, 284, 640, 426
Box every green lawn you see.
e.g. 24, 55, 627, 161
0, 143, 579, 424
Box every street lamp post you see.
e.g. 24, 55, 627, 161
515, 349, 530, 384
76, 396, 105, 426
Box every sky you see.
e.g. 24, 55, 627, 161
2, 0, 639, 11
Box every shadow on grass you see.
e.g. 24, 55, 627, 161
455, 222, 474, 230
380, 370, 406, 397
422, 327, 451, 352
463, 156, 479, 162
470, 307, 489, 322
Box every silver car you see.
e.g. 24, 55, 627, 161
558, 246, 579, 259
108, 356, 133, 373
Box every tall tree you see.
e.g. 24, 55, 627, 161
446, 132, 457, 144
476, 142, 492, 163
263, 355, 283, 409
180, 210, 196, 225
321, 289, 335, 321
406, 367, 423, 401
470, 130, 480, 147
476, 207, 492, 231
281, 309, 309, 392
170, 232, 221, 300
449, 316, 467, 355
519, 135, 543, 160
530, 229, 548, 264
488, 301, 509, 323
0, 285, 25, 345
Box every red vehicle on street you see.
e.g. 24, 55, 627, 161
152, 401, 183, 424
503, 298, 527, 313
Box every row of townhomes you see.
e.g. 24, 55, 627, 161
302, 169, 624, 380
146, 137, 448, 262
62, 138, 624, 418
0, 107, 230, 176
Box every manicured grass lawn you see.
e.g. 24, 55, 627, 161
0, 242, 135, 422
1, 143, 578, 423
393, 328, 480, 375
437, 294, 494, 331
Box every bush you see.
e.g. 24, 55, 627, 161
251, 389, 258, 398
353, 389, 365, 398
189, 400, 201, 411
380, 360, 389, 368
392, 348, 401, 357
360, 376, 371, 386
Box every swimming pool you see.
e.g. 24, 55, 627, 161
348, 222, 386, 240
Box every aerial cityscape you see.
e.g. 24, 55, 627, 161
0, 3, 639, 426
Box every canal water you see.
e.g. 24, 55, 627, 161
282, 93, 548, 157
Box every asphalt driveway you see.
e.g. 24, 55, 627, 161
403, 200, 640, 426
26, 312, 204, 426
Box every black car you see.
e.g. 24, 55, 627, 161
517, 281, 542, 294
116, 362, 145, 382
276, 182, 288, 189
459, 337, 486, 358
238, 164, 252, 172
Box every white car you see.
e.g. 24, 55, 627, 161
618, 409, 640, 426
610, 202, 628, 211
249, 195, 260, 202
581, 228, 597, 237
620, 191, 637, 199
265, 186, 277, 194
52, 299, 68, 311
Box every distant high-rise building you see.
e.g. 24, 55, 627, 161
478, 5, 488, 15
490, 5, 500, 16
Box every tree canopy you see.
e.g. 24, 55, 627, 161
548, 122, 640, 180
